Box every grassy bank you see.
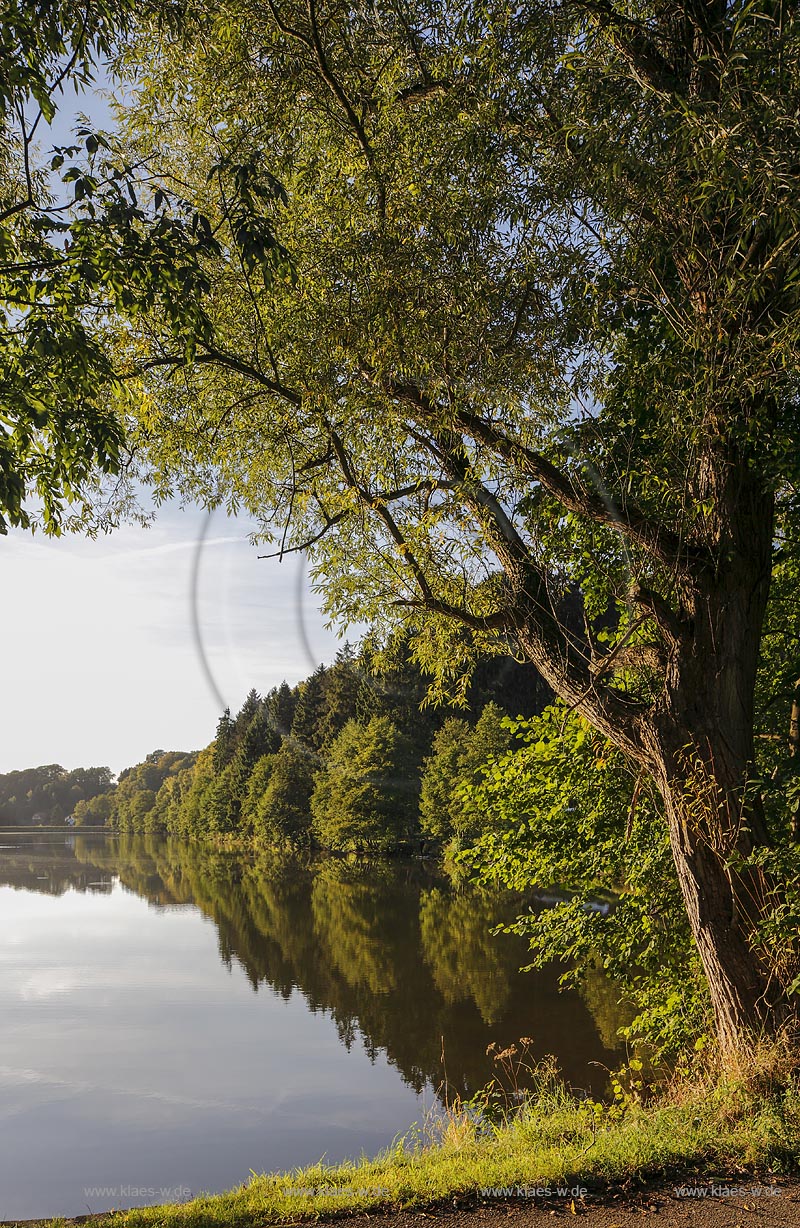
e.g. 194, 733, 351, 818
66, 1052, 799, 1228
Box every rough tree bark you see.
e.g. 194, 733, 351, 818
506, 450, 795, 1058
789, 679, 800, 843
643, 462, 779, 1053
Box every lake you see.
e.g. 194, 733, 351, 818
0, 832, 624, 1219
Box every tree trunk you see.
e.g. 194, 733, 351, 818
789, 678, 800, 842
635, 466, 797, 1055
619, 464, 796, 1057
648, 729, 779, 1056
511, 443, 799, 1056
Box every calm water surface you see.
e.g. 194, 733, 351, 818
0, 833, 623, 1218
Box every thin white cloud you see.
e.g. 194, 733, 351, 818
0, 502, 344, 774
90, 534, 245, 562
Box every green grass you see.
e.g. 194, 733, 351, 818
47, 1056, 799, 1228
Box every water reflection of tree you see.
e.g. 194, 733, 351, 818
579, 961, 637, 1055
312, 860, 409, 995
419, 887, 516, 1026
2, 836, 629, 1097
0, 833, 112, 895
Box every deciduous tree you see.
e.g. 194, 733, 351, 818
0, 0, 284, 532
311, 717, 419, 850
113, 0, 800, 1054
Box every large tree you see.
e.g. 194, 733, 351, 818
113, 0, 800, 1054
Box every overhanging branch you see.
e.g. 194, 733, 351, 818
454, 405, 701, 573
381, 377, 695, 570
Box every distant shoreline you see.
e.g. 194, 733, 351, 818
0, 826, 103, 834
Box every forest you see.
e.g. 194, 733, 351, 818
0, 763, 114, 826
0, 642, 547, 850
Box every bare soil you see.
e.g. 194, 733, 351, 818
300, 1181, 800, 1228
4, 1180, 800, 1228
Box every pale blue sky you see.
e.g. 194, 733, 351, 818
1, 503, 342, 774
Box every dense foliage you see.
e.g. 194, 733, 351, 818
420, 703, 511, 844
311, 716, 419, 851
0, 0, 289, 533
2, 643, 541, 848
0, 763, 113, 825
460, 705, 706, 1055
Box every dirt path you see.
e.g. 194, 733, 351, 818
3, 1181, 800, 1228
297, 1182, 800, 1228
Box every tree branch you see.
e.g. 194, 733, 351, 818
138, 347, 302, 406
458, 406, 701, 571
409, 422, 651, 760
629, 581, 683, 645
257, 507, 350, 558
589, 613, 650, 678
576, 0, 683, 95
381, 376, 700, 572
305, 0, 386, 215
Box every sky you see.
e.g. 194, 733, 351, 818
0, 59, 348, 775
0, 503, 344, 775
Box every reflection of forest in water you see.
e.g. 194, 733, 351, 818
0, 833, 626, 1097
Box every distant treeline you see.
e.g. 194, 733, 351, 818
0, 764, 114, 827
0, 643, 548, 850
